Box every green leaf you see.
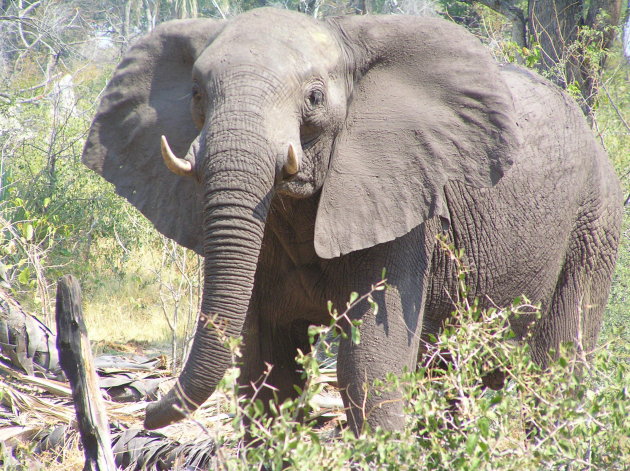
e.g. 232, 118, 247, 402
369, 298, 379, 316
349, 292, 359, 304
308, 325, 322, 344
23, 223, 34, 241
466, 433, 479, 455
478, 417, 490, 438
558, 438, 571, 452
18, 267, 30, 284
351, 326, 361, 345
252, 399, 265, 417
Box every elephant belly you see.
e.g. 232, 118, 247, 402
422, 175, 580, 342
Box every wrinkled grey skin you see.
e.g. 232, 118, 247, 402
82, 8, 622, 435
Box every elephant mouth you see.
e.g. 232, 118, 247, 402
276, 175, 314, 198
301, 135, 319, 150
275, 140, 322, 197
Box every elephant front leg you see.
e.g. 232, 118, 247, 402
238, 313, 312, 411
335, 248, 430, 435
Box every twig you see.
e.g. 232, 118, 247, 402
601, 81, 630, 133
210, 0, 226, 19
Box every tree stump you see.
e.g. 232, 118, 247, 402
55, 275, 115, 471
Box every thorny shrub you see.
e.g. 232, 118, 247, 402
187, 237, 629, 470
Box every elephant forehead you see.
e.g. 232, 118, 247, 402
197, 11, 340, 77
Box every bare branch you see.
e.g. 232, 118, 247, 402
210, 0, 226, 19
21, 0, 43, 17
601, 81, 630, 134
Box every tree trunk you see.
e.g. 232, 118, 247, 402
528, 0, 582, 85
466, 0, 623, 115
351, 0, 369, 14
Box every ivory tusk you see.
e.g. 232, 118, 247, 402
284, 143, 300, 175
161, 135, 194, 177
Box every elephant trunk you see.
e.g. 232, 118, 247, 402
145, 124, 275, 430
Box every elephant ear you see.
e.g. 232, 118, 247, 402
82, 19, 225, 254
315, 16, 521, 259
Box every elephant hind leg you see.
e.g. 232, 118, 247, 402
528, 225, 618, 368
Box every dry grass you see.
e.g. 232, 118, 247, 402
1, 368, 228, 468
1, 363, 345, 469
79, 240, 202, 348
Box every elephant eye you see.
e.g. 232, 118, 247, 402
307, 89, 324, 107
191, 83, 202, 100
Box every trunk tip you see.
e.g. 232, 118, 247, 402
144, 387, 194, 430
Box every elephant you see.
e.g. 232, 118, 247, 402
82, 8, 623, 435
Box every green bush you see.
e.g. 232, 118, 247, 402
204, 240, 630, 470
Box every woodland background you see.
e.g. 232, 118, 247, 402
0, 1, 629, 469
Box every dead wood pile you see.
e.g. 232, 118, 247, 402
0, 288, 221, 470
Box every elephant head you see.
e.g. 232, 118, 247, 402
82, 8, 520, 429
